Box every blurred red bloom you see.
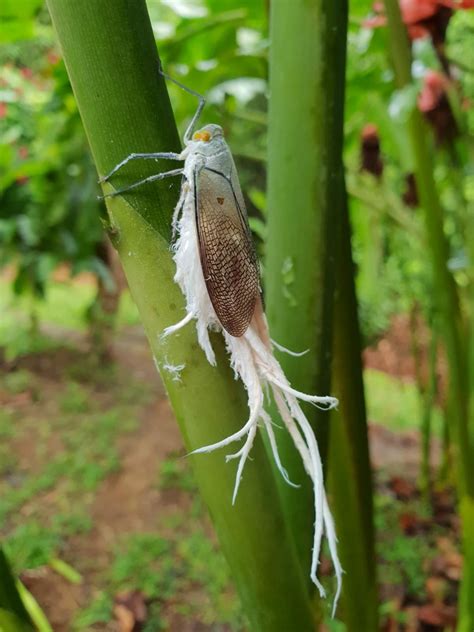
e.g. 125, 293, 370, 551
20, 67, 33, 80
403, 173, 419, 207
47, 50, 61, 65
418, 70, 448, 111
0, 102, 7, 118
418, 70, 457, 143
18, 146, 29, 160
365, 0, 473, 41
360, 123, 384, 177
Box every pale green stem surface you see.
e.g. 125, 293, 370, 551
46, 1, 317, 629
266, 0, 346, 580
266, 3, 378, 629
329, 190, 379, 631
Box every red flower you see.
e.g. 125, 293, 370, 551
418, 70, 457, 143
18, 146, 29, 160
360, 124, 384, 177
418, 70, 448, 112
364, 0, 472, 41
20, 67, 33, 80
47, 50, 61, 65
0, 102, 7, 118
403, 173, 419, 207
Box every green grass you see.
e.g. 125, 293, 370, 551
157, 456, 197, 493
0, 409, 16, 440
59, 381, 91, 413
0, 447, 17, 476
374, 491, 436, 602
4, 523, 62, 571
3, 369, 35, 395
110, 534, 176, 597
1, 272, 444, 631
0, 277, 140, 355
364, 368, 443, 434
73, 593, 113, 630
71, 481, 242, 630
0, 371, 145, 567
0, 407, 139, 525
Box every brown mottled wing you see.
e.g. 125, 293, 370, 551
195, 167, 260, 337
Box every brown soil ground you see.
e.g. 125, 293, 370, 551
1, 313, 451, 631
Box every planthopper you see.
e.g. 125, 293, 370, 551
99, 65, 342, 615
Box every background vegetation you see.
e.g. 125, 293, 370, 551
1, 0, 473, 630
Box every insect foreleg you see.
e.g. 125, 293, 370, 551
159, 65, 205, 144
101, 168, 184, 198
99, 152, 183, 183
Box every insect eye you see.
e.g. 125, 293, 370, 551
193, 130, 211, 142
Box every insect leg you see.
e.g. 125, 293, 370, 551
171, 174, 188, 239
101, 168, 183, 198
99, 152, 182, 183
159, 64, 205, 144
162, 310, 194, 338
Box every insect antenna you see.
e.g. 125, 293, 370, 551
158, 61, 206, 144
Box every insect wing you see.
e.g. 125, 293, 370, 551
195, 168, 260, 337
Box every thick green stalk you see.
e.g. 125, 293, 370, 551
420, 314, 437, 500
383, 0, 474, 624
329, 189, 378, 631
0, 548, 33, 631
46, 2, 316, 630
408, 304, 436, 500
459, 496, 474, 632
383, 0, 473, 497
265, 0, 347, 579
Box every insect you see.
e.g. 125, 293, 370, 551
100, 64, 342, 615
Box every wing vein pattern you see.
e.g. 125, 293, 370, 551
195, 168, 260, 337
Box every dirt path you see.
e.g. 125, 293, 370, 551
3, 318, 443, 630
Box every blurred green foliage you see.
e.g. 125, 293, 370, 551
0, 40, 105, 299
2, 0, 473, 345
1, 0, 474, 628
365, 368, 443, 432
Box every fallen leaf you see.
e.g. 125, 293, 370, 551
113, 590, 148, 632
417, 603, 457, 627
425, 575, 449, 604
114, 604, 135, 632
389, 476, 417, 500
398, 511, 428, 535
444, 551, 463, 581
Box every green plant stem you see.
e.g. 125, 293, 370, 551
421, 314, 438, 501
408, 303, 433, 501
265, 0, 347, 585
46, 2, 316, 629
459, 496, 474, 632
383, 0, 473, 498
383, 0, 474, 624
439, 400, 451, 485
0, 548, 33, 631
329, 189, 378, 632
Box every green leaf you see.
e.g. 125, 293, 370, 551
48, 558, 82, 585
14, 584, 52, 632
458, 496, 474, 631
0, 0, 42, 43
0, 609, 33, 632
0, 550, 33, 630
